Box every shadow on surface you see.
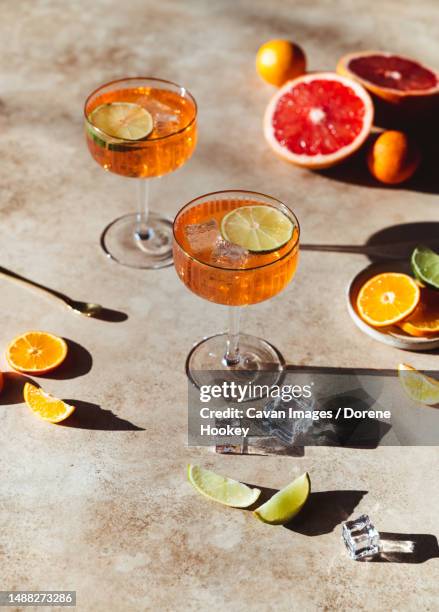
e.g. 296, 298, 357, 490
244, 485, 278, 511
85, 306, 128, 322
44, 339, 93, 380
317, 130, 439, 195
301, 221, 439, 261
365, 222, 439, 262
61, 400, 144, 431
0, 371, 34, 405
320, 389, 392, 449
282, 365, 393, 449
244, 486, 366, 536
362, 532, 439, 564
0, 265, 128, 322
286, 490, 367, 536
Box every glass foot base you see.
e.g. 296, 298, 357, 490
186, 332, 285, 390
100, 212, 173, 269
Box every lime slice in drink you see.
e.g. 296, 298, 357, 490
411, 246, 439, 290
187, 464, 261, 507
88, 102, 153, 140
398, 363, 439, 406
254, 472, 310, 525
221, 205, 294, 252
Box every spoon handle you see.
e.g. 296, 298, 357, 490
0, 267, 72, 310
301, 241, 439, 260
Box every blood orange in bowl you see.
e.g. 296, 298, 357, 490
337, 51, 439, 112
264, 72, 373, 169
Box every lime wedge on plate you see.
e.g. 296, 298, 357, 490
411, 246, 439, 290
254, 472, 310, 525
221, 205, 294, 252
188, 464, 261, 507
88, 102, 153, 140
398, 363, 439, 406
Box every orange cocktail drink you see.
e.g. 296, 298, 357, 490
84, 77, 197, 269
173, 190, 300, 386
85, 86, 196, 178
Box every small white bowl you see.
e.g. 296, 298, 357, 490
346, 261, 439, 351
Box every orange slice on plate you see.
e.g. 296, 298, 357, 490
6, 331, 68, 374
398, 287, 439, 337
356, 273, 420, 328
23, 383, 75, 423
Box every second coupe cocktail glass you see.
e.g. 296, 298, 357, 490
84, 77, 197, 269
173, 190, 300, 387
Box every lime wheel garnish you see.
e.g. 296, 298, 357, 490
88, 102, 153, 140
221, 205, 295, 252
264, 72, 373, 169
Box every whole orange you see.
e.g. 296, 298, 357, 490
367, 131, 421, 184
256, 39, 306, 87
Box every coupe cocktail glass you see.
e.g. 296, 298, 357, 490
84, 77, 197, 269
173, 190, 300, 387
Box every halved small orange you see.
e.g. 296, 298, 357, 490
6, 331, 68, 374
356, 273, 420, 328
23, 383, 75, 423
398, 287, 439, 337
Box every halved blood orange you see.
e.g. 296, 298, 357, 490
264, 73, 373, 169
337, 51, 439, 108
398, 287, 439, 337
356, 272, 420, 328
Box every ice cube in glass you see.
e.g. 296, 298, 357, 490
210, 239, 248, 267
185, 219, 220, 253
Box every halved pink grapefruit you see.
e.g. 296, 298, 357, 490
337, 51, 439, 108
264, 72, 373, 169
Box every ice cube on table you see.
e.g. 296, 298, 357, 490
342, 515, 382, 560
185, 219, 220, 253
210, 239, 248, 268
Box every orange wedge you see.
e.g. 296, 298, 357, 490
23, 383, 75, 423
356, 273, 420, 328
6, 331, 67, 374
398, 287, 439, 337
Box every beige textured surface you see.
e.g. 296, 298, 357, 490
0, 1, 438, 610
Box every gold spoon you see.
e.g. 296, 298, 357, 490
0, 267, 103, 317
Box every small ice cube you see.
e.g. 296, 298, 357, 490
185, 219, 220, 253
139, 97, 180, 136
142, 98, 180, 123
210, 239, 248, 268
342, 515, 382, 560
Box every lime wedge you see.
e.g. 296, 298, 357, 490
254, 472, 310, 525
221, 205, 294, 252
411, 246, 439, 290
188, 464, 261, 507
398, 363, 439, 406
88, 102, 153, 141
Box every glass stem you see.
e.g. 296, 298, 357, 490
135, 178, 152, 241
224, 306, 241, 366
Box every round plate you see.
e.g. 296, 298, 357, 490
347, 261, 439, 351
